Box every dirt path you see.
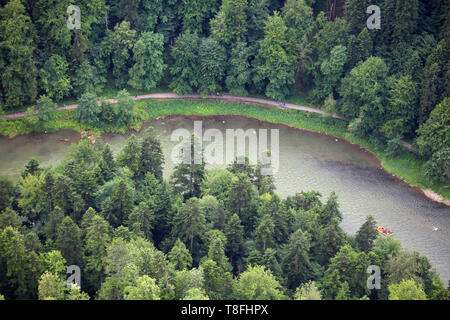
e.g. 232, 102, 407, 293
4, 93, 345, 119
3, 92, 415, 151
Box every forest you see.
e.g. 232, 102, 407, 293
0, 0, 448, 185
0, 0, 449, 301
0, 129, 449, 300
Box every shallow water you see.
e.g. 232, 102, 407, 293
1, 115, 449, 285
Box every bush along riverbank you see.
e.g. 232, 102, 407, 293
1, 97, 449, 203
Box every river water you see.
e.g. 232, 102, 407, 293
0, 115, 449, 285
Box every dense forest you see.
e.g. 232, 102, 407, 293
0, 0, 449, 300
0, 129, 449, 300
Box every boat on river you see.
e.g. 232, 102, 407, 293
377, 226, 393, 236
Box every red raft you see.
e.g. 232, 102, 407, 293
377, 226, 393, 236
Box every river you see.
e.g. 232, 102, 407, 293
0, 115, 449, 285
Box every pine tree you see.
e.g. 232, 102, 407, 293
168, 238, 193, 271
21, 158, 42, 178
255, 214, 275, 253
392, 0, 419, 44
56, 216, 83, 266
0, 177, 13, 213
127, 201, 155, 240
171, 198, 206, 260
224, 213, 244, 266
355, 215, 378, 253
282, 229, 311, 290
170, 134, 206, 200
138, 127, 164, 180
109, 179, 134, 227
319, 191, 343, 225
117, 134, 140, 178
226, 173, 258, 234
253, 161, 275, 195
206, 230, 232, 272
137, 173, 174, 245
0, 226, 37, 299
96, 143, 116, 183
382, 75, 419, 138
84, 214, 111, 294
343, 0, 371, 35
72, 60, 105, 98
227, 156, 255, 179
45, 207, 65, 243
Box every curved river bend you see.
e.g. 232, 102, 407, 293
0, 116, 449, 284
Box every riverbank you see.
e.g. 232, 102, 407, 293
1, 96, 449, 203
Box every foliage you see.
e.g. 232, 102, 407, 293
416, 98, 450, 157
197, 37, 227, 96
124, 275, 160, 300
39, 55, 72, 101
233, 265, 286, 300
38, 271, 66, 300
388, 279, 427, 300
36, 96, 55, 123
355, 215, 378, 253
294, 280, 321, 300
254, 12, 296, 101
169, 239, 193, 271
169, 31, 200, 95
74, 92, 100, 126
0, 0, 37, 108
339, 57, 389, 134
225, 42, 253, 96
128, 32, 166, 91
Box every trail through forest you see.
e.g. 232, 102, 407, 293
3, 92, 416, 152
